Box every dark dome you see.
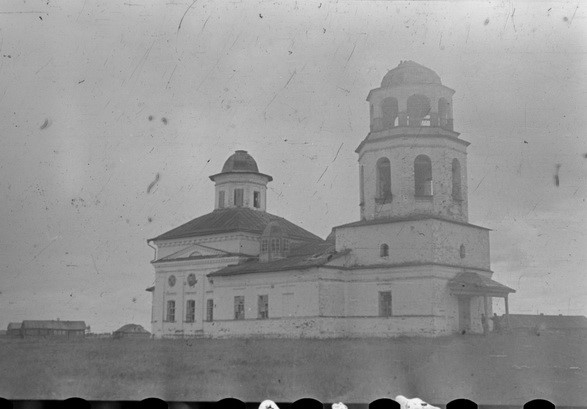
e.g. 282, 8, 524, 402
221, 150, 259, 173
381, 61, 441, 88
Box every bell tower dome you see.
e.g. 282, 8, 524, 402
357, 61, 469, 222
209, 150, 273, 211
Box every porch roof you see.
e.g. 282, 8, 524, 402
448, 272, 515, 297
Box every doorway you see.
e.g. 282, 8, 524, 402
458, 296, 471, 333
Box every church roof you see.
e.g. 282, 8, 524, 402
150, 207, 323, 242
208, 241, 340, 277
381, 60, 442, 88
222, 150, 259, 173
448, 272, 515, 296
209, 150, 273, 181
334, 215, 491, 231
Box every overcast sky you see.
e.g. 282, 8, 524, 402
0, 0, 585, 333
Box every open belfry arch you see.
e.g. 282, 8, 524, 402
146, 61, 514, 338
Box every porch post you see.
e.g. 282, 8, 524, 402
504, 295, 510, 329
483, 295, 489, 334
483, 295, 489, 315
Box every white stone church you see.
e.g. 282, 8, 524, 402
146, 61, 514, 338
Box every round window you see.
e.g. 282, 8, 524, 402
168, 275, 176, 287
187, 273, 197, 287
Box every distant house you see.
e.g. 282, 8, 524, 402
20, 320, 86, 338
6, 322, 22, 337
112, 324, 151, 339
505, 314, 587, 333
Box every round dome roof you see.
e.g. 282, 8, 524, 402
221, 150, 260, 173
381, 61, 441, 88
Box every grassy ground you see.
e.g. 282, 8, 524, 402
0, 331, 585, 405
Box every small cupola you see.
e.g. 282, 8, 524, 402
259, 221, 290, 262
209, 150, 273, 211
367, 61, 455, 132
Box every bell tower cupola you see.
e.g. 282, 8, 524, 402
209, 150, 273, 211
357, 61, 470, 223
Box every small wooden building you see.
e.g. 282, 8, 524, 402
20, 320, 86, 338
6, 322, 22, 337
112, 324, 151, 339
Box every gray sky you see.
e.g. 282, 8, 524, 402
0, 0, 585, 333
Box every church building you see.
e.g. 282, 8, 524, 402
146, 61, 515, 338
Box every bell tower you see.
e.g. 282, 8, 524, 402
357, 61, 469, 223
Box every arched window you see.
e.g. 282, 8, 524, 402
407, 94, 431, 127
414, 155, 433, 196
380, 243, 389, 258
381, 97, 399, 129
452, 158, 462, 200
376, 157, 392, 203
460, 244, 466, 259
438, 98, 449, 128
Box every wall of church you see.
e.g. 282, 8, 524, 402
335, 219, 489, 271
358, 135, 469, 222
211, 270, 320, 322
151, 259, 237, 338
203, 316, 450, 338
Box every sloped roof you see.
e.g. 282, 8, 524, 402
114, 324, 150, 334
21, 320, 86, 330
505, 314, 587, 330
150, 207, 323, 242
335, 215, 490, 231
449, 272, 515, 296
209, 241, 340, 277
7, 322, 21, 330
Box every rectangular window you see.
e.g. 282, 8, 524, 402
166, 300, 176, 322
185, 300, 195, 323
234, 189, 244, 207
258, 295, 269, 319
261, 239, 268, 252
253, 191, 260, 208
234, 296, 245, 320
271, 238, 279, 252
379, 291, 392, 317
218, 191, 225, 208
206, 299, 214, 322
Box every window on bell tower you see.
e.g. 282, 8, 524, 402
407, 94, 431, 127
376, 157, 392, 204
381, 97, 399, 129
218, 191, 225, 209
414, 155, 433, 196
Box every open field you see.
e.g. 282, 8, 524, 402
0, 332, 585, 406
